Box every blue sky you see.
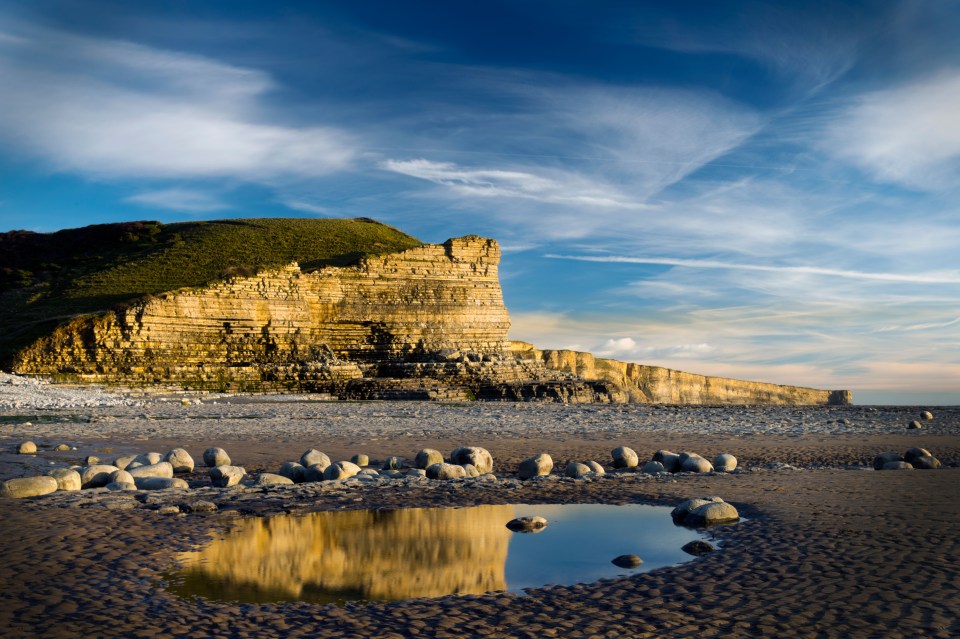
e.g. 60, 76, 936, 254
1, 1, 959, 403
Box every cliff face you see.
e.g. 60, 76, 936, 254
8, 230, 850, 405
12, 237, 512, 390
509, 342, 851, 406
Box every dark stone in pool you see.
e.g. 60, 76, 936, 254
611, 554, 643, 568
506, 516, 548, 532
682, 540, 715, 556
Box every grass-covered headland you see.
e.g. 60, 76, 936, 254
0, 217, 422, 365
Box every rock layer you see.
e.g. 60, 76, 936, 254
8, 233, 849, 405
510, 342, 850, 406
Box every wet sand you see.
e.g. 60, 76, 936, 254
1, 399, 958, 638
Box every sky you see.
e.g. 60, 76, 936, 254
1, 1, 958, 404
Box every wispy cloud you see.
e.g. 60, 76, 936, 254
545, 254, 960, 284
822, 70, 960, 190
125, 188, 229, 213
280, 199, 336, 216
380, 158, 643, 209
0, 27, 356, 181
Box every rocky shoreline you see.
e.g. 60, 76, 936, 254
1, 378, 958, 638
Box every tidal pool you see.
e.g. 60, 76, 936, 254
166, 503, 708, 605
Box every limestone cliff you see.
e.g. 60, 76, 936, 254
509, 341, 851, 406
7, 225, 850, 405
11, 237, 515, 391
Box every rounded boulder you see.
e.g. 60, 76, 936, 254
209, 465, 246, 487
278, 461, 306, 483
415, 448, 444, 469
48, 468, 81, 491
17, 441, 37, 455
506, 516, 548, 532
565, 462, 591, 478
611, 446, 639, 469
81, 464, 121, 489
426, 463, 467, 480
642, 461, 666, 474
653, 450, 681, 472
128, 462, 174, 480
203, 447, 231, 468
299, 449, 331, 471
713, 454, 738, 472
163, 448, 195, 474
451, 447, 493, 474
518, 453, 553, 480
1, 476, 58, 499
681, 456, 714, 473
323, 461, 361, 481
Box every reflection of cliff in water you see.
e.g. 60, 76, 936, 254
172, 505, 514, 604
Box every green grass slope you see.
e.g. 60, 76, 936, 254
0, 217, 422, 365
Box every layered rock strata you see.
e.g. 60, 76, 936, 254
9, 234, 849, 404
510, 342, 851, 406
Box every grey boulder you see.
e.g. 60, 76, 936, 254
203, 447, 231, 468
415, 448, 444, 469
254, 473, 294, 486
713, 454, 738, 472
81, 464, 121, 489
128, 462, 174, 480
209, 465, 246, 487
451, 447, 493, 474
278, 461, 306, 483
1, 476, 58, 498
48, 468, 81, 491
518, 453, 553, 480
611, 446, 639, 469
426, 463, 467, 480
323, 461, 361, 481
136, 477, 190, 490
163, 448, 195, 473
299, 449, 331, 471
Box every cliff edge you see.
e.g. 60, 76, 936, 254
3, 218, 850, 405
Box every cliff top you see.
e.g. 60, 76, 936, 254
0, 217, 422, 363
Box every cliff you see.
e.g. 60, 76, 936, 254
509, 341, 851, 406
4, 219, 850, 405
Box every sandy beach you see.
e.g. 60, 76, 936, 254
1, 381, 958, 638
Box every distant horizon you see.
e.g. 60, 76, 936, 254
1, 1, 958, 402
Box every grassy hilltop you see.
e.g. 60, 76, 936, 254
0, 217, 422, 365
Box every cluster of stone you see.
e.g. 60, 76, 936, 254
271, 446, 497, 485
907, 410, 935, 430
873, 447, 942, 470
515, 447, 737, 480
618, 447, 737, 475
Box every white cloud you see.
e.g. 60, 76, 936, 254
280, 199, 336, 215
0, 28, 356, 180
545, 254, 960, 284
380, 158, 643, 209
125, 188, 229, 213
823, 70, 960, 190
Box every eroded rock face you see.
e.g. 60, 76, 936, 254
12, 238, 511, 390
509, 341, 851, 405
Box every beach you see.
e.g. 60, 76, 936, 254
1, 379, 958, 638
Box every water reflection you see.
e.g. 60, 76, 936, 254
168, 503, 704, 604
172, 505, 514, 603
